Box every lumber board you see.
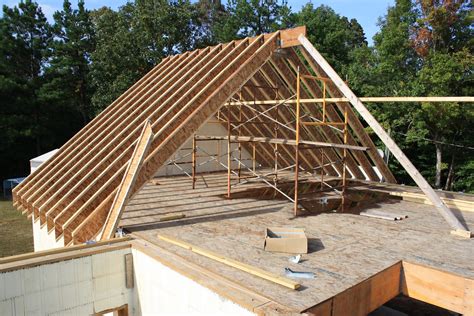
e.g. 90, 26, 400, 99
227, 96, 474, 106
195, 135, 368, 151
47, 47, 216, 232
70, 41, 242, 243
101, 121, 154, 240
401, 261, 474, 315
299, 34, 470, 235
304, 262, 402, 316
157, 234, 300, 290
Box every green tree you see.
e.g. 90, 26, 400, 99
42, 0, 96, 124
296, 4, 367, 73
214, 0, 293, 42
90, 0, 199, 113
0, 0, 52, 182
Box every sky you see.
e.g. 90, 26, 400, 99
0, 0, 395, 45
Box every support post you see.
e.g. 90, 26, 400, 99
294, 68, 301, 216
227, 104, 232, 199
299, 34, 471, 237
192, 134, 196, 189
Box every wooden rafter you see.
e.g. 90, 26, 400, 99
101, 121, 153, 240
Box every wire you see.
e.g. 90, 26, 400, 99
393, 131, 474, 150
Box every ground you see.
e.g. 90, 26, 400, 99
0, 200, 33, 257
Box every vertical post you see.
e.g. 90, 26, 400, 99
192, 135, 196, 189
227, 104, 232, 199
322, 81, 326, 123
341, 104, 348, 211
238, 94, 242, 183
294, 67, 301, 216
252, 143, 256, 173
320, 149, 324, 190
274, 88, 279, 195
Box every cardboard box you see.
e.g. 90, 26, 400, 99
264, 227, 308, 254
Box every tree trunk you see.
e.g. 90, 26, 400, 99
435, 142, 442, 189
444, 153, 455, 191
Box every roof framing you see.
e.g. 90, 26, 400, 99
13, 26, 471, 243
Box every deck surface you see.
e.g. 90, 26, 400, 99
120, 172, 474, 312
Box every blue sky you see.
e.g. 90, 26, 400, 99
1, 0, 395, 45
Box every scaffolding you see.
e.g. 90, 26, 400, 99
189, 68, 366, 216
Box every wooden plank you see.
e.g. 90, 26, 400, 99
228, 96, 474, 105
68, 40, 246, 242
101, 121, 153, 240
401, 261, 474, 314
45, 47, 216, 231
157, 234, 300, 290
299, 35, 470, 235
304, 262, 402, 316
195, 135, 368, 151
125, 253, 134, 288
0, 239, 131, 272
278, 25, 306, 48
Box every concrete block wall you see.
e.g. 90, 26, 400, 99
132, 248, 254, 315
0, 247, 133, 315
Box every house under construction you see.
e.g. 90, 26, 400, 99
2, 27, 473, 315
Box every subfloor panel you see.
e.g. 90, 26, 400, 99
120, 172, 474, 312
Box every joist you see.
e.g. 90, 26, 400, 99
157, 234, 300, 290
195, 135, 368, 151
101, 121, 154, 240
298, 34, 471, 237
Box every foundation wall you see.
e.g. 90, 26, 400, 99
0, 247, 133, 315
131, 248, 254, 315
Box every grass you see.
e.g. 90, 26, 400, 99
0, 200, 34, 258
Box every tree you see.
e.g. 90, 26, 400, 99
42, 0, 96, 124
0, 0, 52, 182
214, 0, 294, 42
348, 0, 473, 192
296, 4, 367, 73
90, 0, 199, 113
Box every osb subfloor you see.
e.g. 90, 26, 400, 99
120, 172, 474, 312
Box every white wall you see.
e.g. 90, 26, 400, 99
0, 247, 133, 315
132, 248, 255, 316
32, 218, 64, 252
